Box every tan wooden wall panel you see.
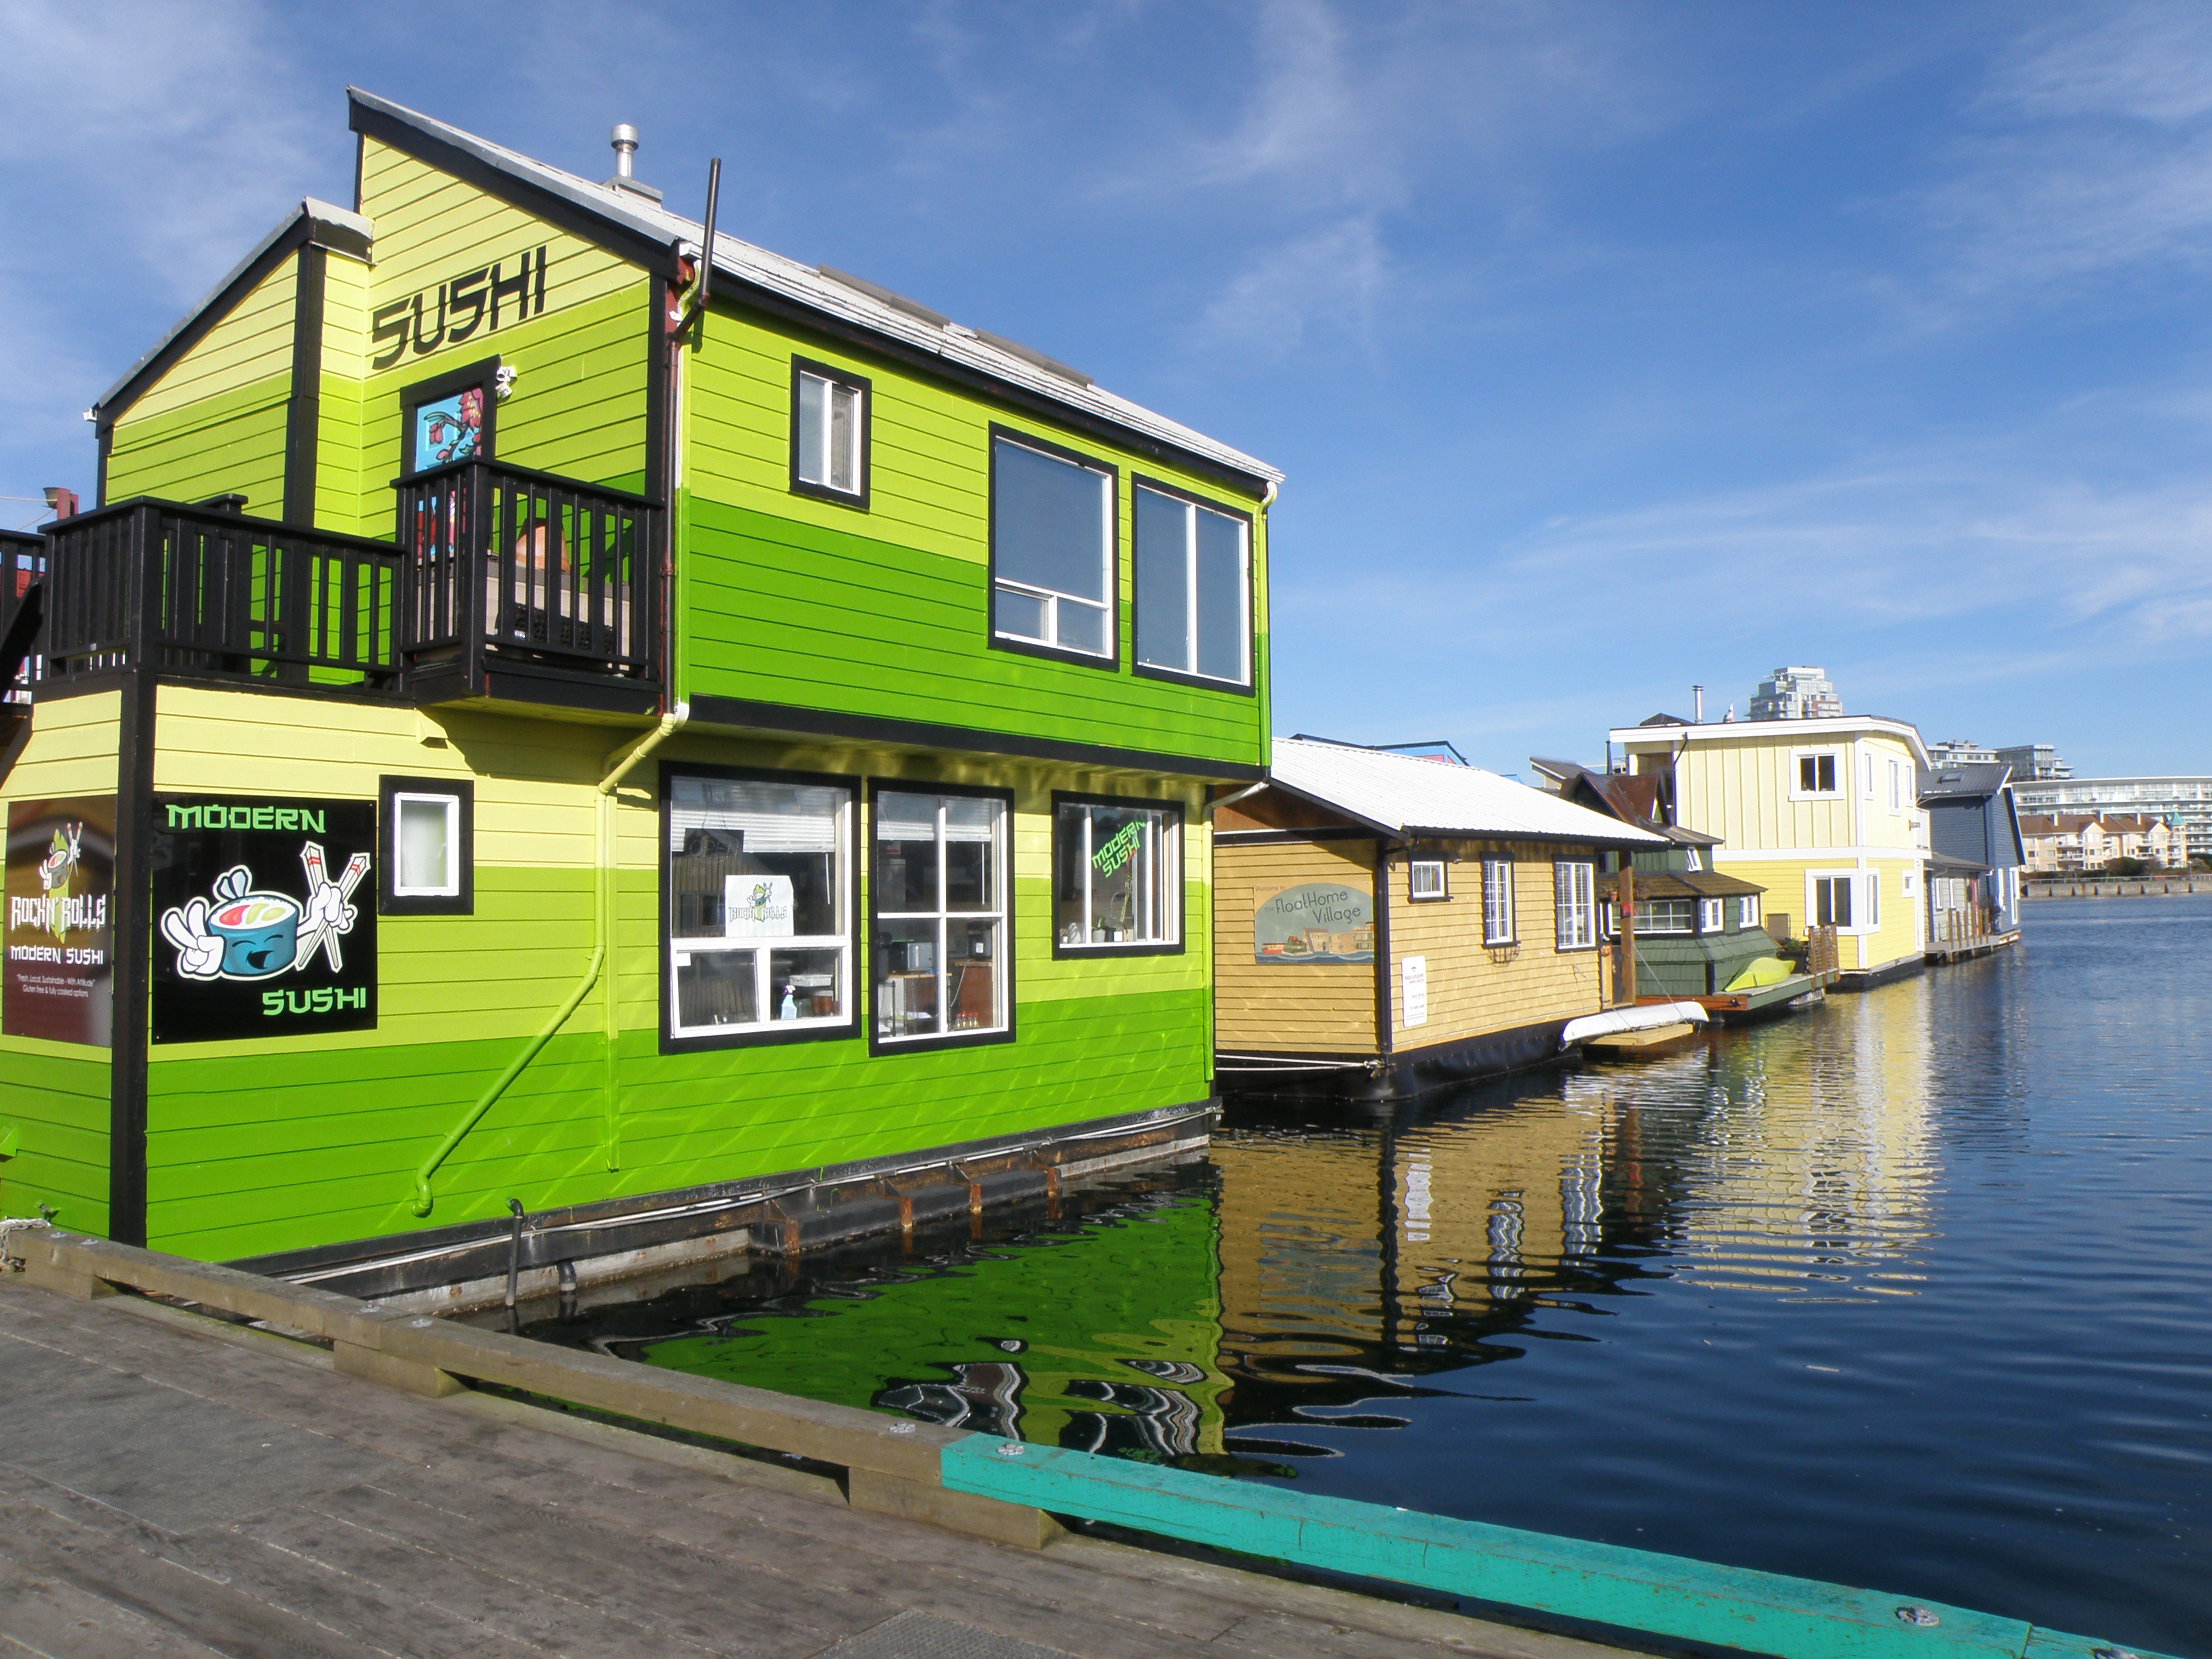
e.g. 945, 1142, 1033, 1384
1213, 838, 1376, 1053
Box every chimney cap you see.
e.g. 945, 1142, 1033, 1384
603, 122, 662, 203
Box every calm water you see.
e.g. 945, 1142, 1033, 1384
525, 899, 2211, 1652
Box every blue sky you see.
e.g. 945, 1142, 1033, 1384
5, 1, 2210, 777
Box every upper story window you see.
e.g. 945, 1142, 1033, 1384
1683, 848, 1701, 871
1639, 898, 1693, 933
1407, 859, 1447, 902
1053, 796, 1182, 953
665, 771, 855, 1044
1133, 481, 1250, 688
1481, 858, 1515, 945
1697, 897, 1725, 933
791, 357, 869, 505
991, 431, 1115, 662
1794, 752, 1840, 797
1738, 894, 1761, 930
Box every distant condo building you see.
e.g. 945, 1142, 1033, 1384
2017, 812, 2187, 873
1749, 666, 1843, 721
2011, 777, 2211, 861
1994, 743, 2071, 781
1927, 739, 1999, 766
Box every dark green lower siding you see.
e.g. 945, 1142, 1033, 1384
0, 1047, 113, 1238
680, 497, 1265, 770
142, 987, 1208, 1263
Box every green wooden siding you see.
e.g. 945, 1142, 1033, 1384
0, 1044, 112, 1239
107, 372, 292, 516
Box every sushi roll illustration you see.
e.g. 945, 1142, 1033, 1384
160, 866, 300, 980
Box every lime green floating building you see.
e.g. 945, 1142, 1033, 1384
0, 90, 1278, 1290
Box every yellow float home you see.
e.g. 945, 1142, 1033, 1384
1609, 713, 1931, 988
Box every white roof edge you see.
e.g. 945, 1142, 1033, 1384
1611, 715, 1929, 765
95, 204, 308, 412
1268, 737, 1668, 846
347, 87, 1284, 491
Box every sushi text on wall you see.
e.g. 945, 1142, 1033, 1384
4, 797, 118, 1045
1252, 880, 1375, 965
151, 796, 376, 1043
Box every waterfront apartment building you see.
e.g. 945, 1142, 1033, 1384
2017, 813, 2186, 873
2011, 778, 2210, 861
1610, 712, 1930, 988
0, 90, 1277, 1270
1748, 666, 1844, 722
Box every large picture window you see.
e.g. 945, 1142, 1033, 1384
1053, 796, 1181, 954
991, 431, 1114, 661
665, 772, 853, 1043
873, 788, 1010, 1044
790, 357, 869, 505
1133, 481, 1250, 687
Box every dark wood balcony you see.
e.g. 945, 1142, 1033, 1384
395, 458, 661, 712
23, 463, 662, 714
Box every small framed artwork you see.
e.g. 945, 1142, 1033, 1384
400, 356, 501, 475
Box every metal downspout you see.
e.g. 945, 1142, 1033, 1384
409, 703, 689, 1218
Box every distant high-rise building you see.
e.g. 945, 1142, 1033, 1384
1993, 743, 2072, 781
1928, 739, 1999, 766
1748, 666, 1843, 721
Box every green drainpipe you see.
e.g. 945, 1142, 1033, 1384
410, 703, 690, 1218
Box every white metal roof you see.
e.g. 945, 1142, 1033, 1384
1610, 713, 1929, 766
345, 89, 1282, 491
1267, 738, 1666, 846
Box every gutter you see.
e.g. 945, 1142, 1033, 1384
411, 703, 689, 1218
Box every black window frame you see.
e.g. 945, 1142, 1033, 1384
398, 355, 501, 478
657, 761, 863, 1054
987, 424, 1121, 671
788, 354, 873, 510
1129, 472, 1256, 695
866, 778, 1019, 1054
378, 774, 474, 916
1049, 791, 1187, 960
1406, 857, 1449, 903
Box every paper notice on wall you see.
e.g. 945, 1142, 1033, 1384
725, 874, 796, 938
1401, 954, 1427, 1028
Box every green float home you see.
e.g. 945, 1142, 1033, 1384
0, 90, 1277, 1292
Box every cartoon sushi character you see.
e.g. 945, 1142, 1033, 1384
161, 866, 301, 980
36, 822, 82, 940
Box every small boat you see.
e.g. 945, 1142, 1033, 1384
1583, 1021, 1702, 1056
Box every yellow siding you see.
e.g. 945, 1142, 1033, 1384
1213, 838, 1377, 1053
1713, 853, 1923, 975
1, 693, 122, 799
1384, 843, 1607, 1052
122, 253, 297, 426
315, 250, 373, 531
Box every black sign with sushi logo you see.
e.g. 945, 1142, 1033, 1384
150, 796, 377, 1044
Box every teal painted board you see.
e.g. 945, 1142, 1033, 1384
940, 1439, 2167, 1659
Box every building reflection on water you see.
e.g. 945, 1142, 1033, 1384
521, 982, 1945, 1470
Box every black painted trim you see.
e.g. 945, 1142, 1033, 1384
98, 219, 313, 424
987, 424, 1120, 672
787, 355, 872, 511
1129, 472, 1256, 696
1406, 856, 1450, 902
95, 421, 111, 509
657, 761, 863, 1054
685, 692, 1262, 782
378, 774, 474, 916
646, 275, 670, 508
1048, 790, 1187, 960
350, 101, 674, 273
397, 355, 501, 474
108, 669, 156, 1246
866, 777, 1018, 1056
283, 245, 327, 526
1372, 839, 1393, 1059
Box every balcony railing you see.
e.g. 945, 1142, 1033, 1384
44, 501, 404, 691
1, 529, 46, 702
394, 458, 659, 695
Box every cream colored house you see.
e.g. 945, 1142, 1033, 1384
1609, 714, 1931, 988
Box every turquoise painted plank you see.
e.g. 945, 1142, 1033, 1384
940, 1439, 2176, 1659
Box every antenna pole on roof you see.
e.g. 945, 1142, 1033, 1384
670, 157, 722, 343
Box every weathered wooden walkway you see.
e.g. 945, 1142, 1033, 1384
0, 1276, 1624, 1659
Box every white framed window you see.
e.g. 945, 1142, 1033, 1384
1737, 894, 1760, 930
791, 358, 868, 503
1481, 858, 1515, 944
380, 774, 472, 916
1133, 481, 1250, 686
1812, 874, 1854, 930
1863, 751, 1876, 798
1601, 900, 1619, 937
1408, 859, 1448, 902
1888, 757, 1902, 811
1866, 871, 1880, 927
991, 432, 1114, 659
667, 773, 854, 1042
1054, 796, 1182, 951
1553, 860, 1595, 949
1683, 848, 1701, 871
1793, 751, 1842, 797
874, 788, 1010, 1042
1638, 897, 1693, 933
394, 794, 460, 897
1697, 897, 1724, 933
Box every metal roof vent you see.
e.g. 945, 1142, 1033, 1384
603, 123, 663, 203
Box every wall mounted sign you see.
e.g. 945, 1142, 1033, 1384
1401, 955, 1428, 1027
372, 246, 552, 370
1252, 880, 1374, 964
723, 874, 795, 939
4, 797, 116, 1045
150, 796, 376, 1044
